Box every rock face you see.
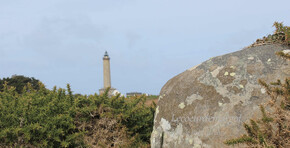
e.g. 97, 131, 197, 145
151, 44, 290, 148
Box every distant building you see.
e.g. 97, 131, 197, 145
12, 74, 24, 78
126, 92, 142, 97
112, 89, 124, 97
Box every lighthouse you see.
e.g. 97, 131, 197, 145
103, 51, 111, 88
99, 51, 116, 96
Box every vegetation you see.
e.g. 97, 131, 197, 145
0, 75, 42, 94
252, 22, 290, 46
0, 82, 156, 147
273, 22, 290, 45
224, 24, 290, 147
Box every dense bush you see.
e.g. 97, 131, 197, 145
0, 82, 155, 147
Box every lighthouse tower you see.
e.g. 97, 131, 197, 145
99, 51, 115, 96
103, 51, 111, 88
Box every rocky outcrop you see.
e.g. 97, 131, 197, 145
151, 44, 290, 148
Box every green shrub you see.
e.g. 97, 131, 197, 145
0, 82, 155, 147
0, 83, 84, 147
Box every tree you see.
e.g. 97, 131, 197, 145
0, 75, 42, 94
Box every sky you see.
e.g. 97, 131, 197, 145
0, 0, 289, 95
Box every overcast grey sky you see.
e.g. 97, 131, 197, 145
0, 0, 289, 95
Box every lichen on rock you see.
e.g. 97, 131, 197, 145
151, 44, 290, 148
